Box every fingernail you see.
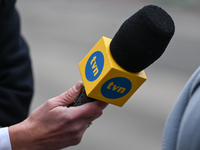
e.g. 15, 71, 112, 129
74, 81, 82, 91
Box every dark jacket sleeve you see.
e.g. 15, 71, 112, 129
0, 0, 34, 127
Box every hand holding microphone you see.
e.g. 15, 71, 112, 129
7, 5, 175, 150
69, 5, 175, 107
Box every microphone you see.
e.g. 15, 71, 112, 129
68, 5, 175, 107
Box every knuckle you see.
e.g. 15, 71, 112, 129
74, 134, 82, 143
65, 90, 73, 100
72, 132, 82, 145
45, 99, 53, 107
65, 110, 77, 123
64, 116, 74, 125
71, 138, 81, 146
68, 127, 83, 145
91, 105, 103, 117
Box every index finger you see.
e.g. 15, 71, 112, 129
68, 100, 108, 121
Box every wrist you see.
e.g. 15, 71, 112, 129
8, 120, 34, 150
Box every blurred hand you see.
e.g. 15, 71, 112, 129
8, 81, 108, 150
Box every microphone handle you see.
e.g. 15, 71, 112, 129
67, 86, 96, 107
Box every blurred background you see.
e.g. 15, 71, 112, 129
16, 0, 200, 150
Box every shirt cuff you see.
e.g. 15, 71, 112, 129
0, 127, 12, 150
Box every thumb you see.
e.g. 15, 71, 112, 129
56, 81, 83, 106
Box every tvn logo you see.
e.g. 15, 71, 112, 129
85, 51, 104, 81
101, 77, 132, 99
90, 56, 99, 76
107, 82, 126, 94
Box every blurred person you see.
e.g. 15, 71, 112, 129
162, 66, 200, 150
0, 0, 108, 150
0, 0, 33, 126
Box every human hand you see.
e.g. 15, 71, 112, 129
9, 81, 108, 150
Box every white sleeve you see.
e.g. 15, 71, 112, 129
0, 127, 12, 150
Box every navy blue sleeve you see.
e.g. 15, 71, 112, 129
0, 0, 34, 126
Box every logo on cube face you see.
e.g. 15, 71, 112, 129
101, 77, 132, 99
85, 51, 104, 81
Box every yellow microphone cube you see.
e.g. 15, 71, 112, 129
78, 36, 147, 107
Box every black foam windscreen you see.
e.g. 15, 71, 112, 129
110, 5, 175, 73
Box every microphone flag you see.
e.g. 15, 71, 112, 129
78, 36, 147, 107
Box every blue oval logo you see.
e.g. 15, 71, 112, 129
85, 51, 104, 81
101, 77, 132, 99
